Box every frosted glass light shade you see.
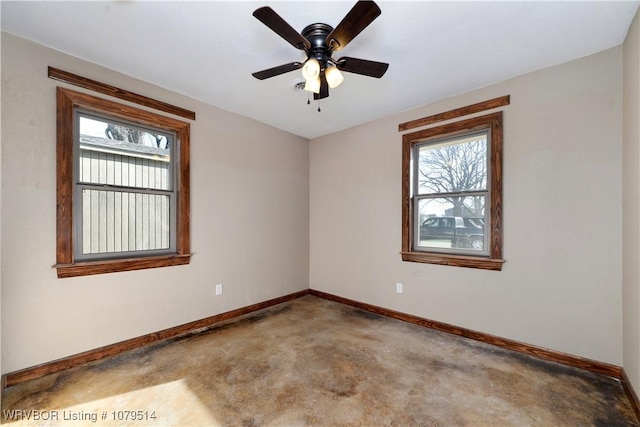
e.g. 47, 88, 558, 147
304, 76, 321, 94
301, 58, 320, 81
325, 66, 344, 89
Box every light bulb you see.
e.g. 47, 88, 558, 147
325, 66, 344, 89
304, 76, 321, 94
301, 58, 320, 81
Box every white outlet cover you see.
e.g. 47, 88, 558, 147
215, 284, 223, 295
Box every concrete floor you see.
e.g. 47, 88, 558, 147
2, 295, 638, 426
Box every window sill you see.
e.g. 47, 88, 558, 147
400, 251, 504, 271
54, 254, 192, 278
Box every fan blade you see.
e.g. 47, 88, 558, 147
252, 62, 303, 80
337, 56, 388, 78
314, 74, 329, 100
326, 1, 381, 51
253, 7, 311, 50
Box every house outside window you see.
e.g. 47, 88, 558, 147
76, 112, 175, 260
401, 112, 503, 270
55, 88, 191, 278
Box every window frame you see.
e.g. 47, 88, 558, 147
401, 112, 504, 271
55, 87, 191, 278
412, 129, 491, 257
73, 110, 177, 261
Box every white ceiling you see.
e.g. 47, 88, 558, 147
2, 1, 639, 139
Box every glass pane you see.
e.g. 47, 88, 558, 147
417, 132, 487, 195
78, 115, 171, 190
417, 196, 486, 251
81, 188, 170, 255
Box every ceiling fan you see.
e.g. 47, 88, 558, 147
251, 0, 389, 101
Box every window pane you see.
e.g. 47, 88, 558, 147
81, 188, 170, 255
417, 196, 486, 251
78, 115, 171, 190
417, 132, 487, 195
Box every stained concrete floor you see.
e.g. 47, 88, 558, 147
2, 295, 638, 426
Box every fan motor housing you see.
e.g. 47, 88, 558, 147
302, 23, 334, 64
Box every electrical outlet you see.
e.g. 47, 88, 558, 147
215, 283, 223, 296
396, 282, 403, 294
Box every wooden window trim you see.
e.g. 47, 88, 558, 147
401, 112, 504, 271
48, 67, 196, 121
55, 87, 191, 278
398, 95, 510, 132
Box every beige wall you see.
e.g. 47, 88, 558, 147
0, 33, 310, 373
310, 47, 624, 364
624, 9, 640, 394
1, 27, 633, 377
0, 33, 3, 378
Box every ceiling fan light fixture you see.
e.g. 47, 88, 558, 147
325, 65, 344, 89
301, 58, 320, 81
251, 2, 388, 101
304, 76, 321, 94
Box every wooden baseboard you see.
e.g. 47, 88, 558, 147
5, 286, 638, 422
2, 289, 310, 389
309, 289, 621, 379
314, 286, 636, 423
622, 368, 640, 421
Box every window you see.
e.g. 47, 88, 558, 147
401, 112, 503, 270
55, 88, 191, 278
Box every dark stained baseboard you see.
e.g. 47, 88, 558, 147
309, 289, 621, 378
312, 288, 638, 422
2, 289, 310, 389
3, 286, 639, 423
622, 368, 640, 422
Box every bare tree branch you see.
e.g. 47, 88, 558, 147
418, 138, 487, 216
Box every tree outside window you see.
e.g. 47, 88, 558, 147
415, 131, 489, 253
401, 112, 503, 270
